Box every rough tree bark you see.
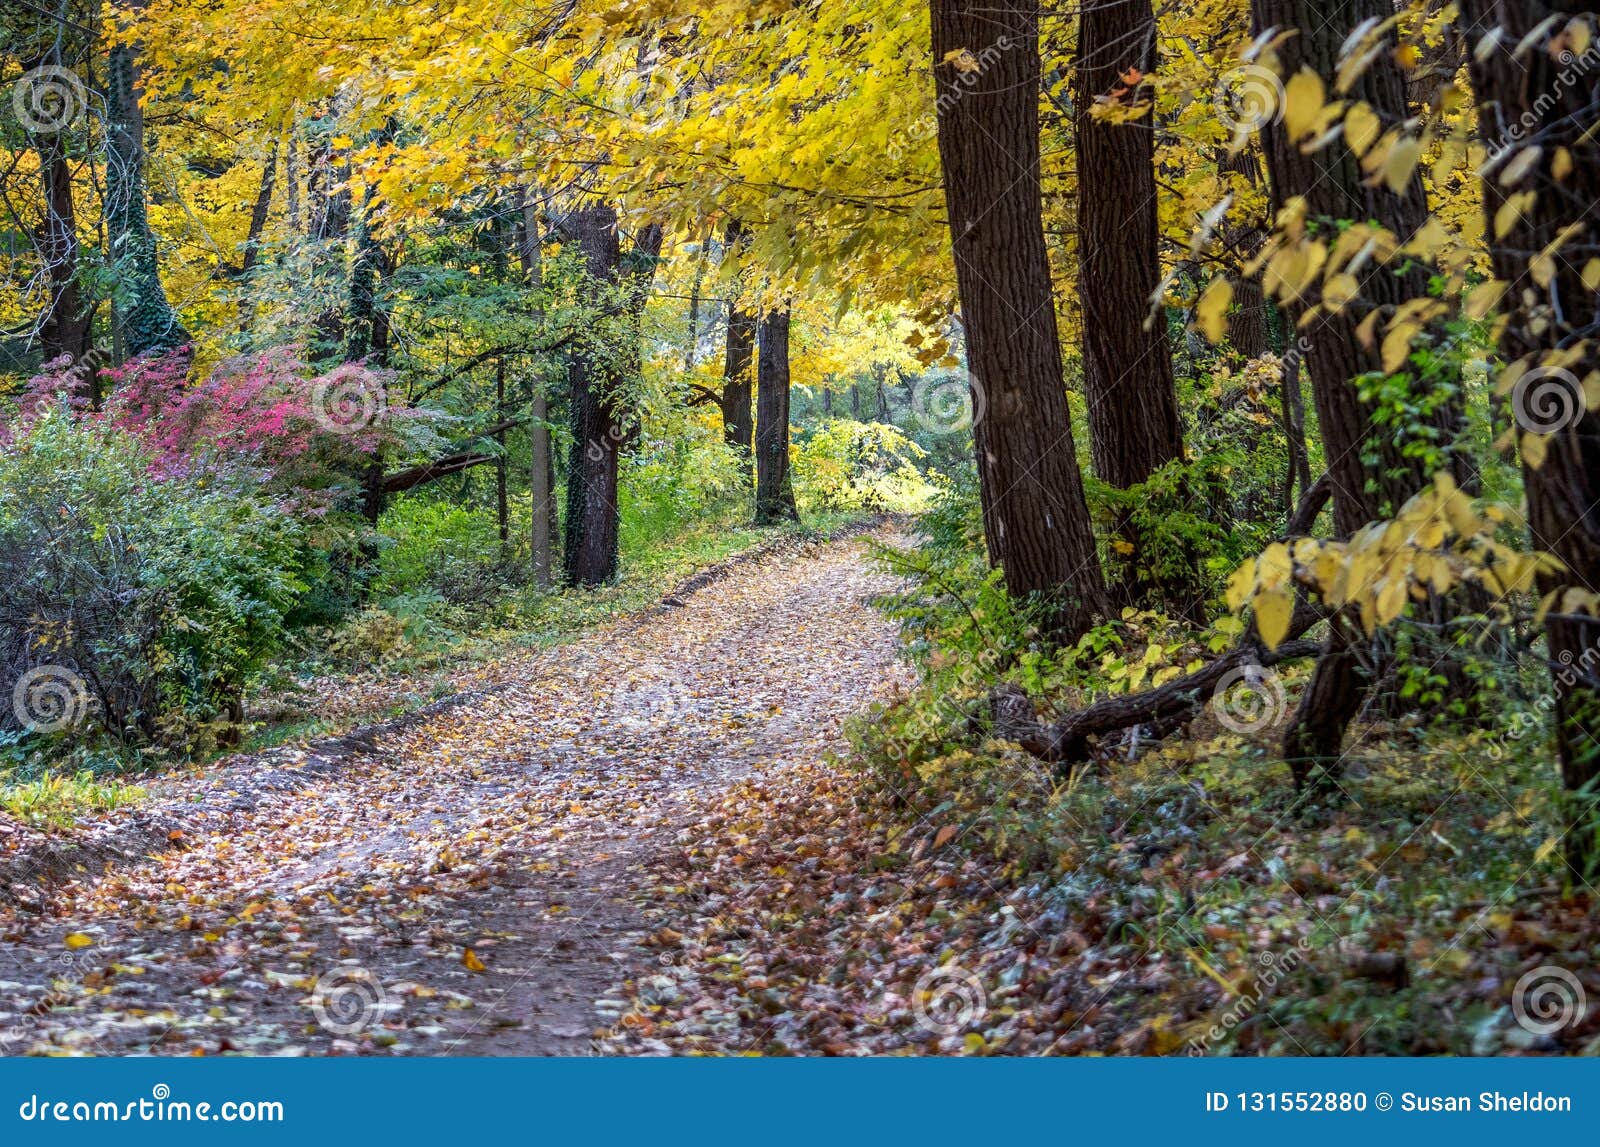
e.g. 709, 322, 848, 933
104, 30, 189, 357
517, 190, 557, 588
560, 206, 662, 586
32, 99, 92, 370
931, 0, 1108, 640
754, 308, 800, 525
1463, 0, 1600, 871
720, 219, 756, 461
1074, 0, 1197, 619
1250, 0, 1466, 785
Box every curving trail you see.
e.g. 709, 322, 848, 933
0, 534, 907, 1055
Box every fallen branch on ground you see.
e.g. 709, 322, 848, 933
991, 608, 1324, 768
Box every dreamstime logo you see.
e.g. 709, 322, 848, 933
886, 35, 1014, 164
311, 374, 385, 435
1210, 664, 1286, 735
609, 666, 690, 729
1214, 65, 1283, 133
912, 964, 986, 1037
12, 666, 89, 733
309, 966, 387, 1036
1512, 965, 1586, 1037
913, 371, 984, 435
1511, 366, 1583, 435
1479, 36, 1600, 175
11, 66, 87, 134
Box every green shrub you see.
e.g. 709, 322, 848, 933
0, 410, 304, 751
372, 496, 513, 603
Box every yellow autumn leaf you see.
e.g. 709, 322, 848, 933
1344, 102, 1381, 156
1381, 320, 1419, 373
1283, 69, 1325, 141
1381, 137, 1421, 194
1254, 587, 1293, 651
1194, 278, 1232, 344
462, 948, 487, 972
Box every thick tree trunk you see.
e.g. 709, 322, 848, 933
754, 309, 800, 525
104, 39, 189, 356
1074, 0, 1196, 618
719, 220, 756, 460
1463, 0, 1600, 872
930, 0, 1107, 640
1250, 0, 1464, 784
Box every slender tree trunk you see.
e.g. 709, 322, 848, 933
1463, 0, 1600, 872
684, 241, 706, 370
1074, 0, 1196, 618
719, 220, 756, 460
236, 136, 279, 334
930, 0, 1108, 640
104, 36, 189, 356
240, 138, 278, 278
754, 308, 800, 524
1219, 150, 1269, 357
33, 119, 92, 370
1250, 0, 1465, 785
1279, 348, 1313, 515
495, 356, 509, 544
518, 192, 557, 587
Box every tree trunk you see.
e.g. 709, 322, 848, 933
719, 220, 756, 460
1463, 0, 1600, 872
1219, 149, 1269, 358
560, 207, 661, 586
517, 192, 557, 588
495, 357, 509, 545
562, 204, 626, 586
104, 34, 189, 357
754, 309, 800, 525
1074, 0, 1196, 618
1250, 0, 1463, 784
34, 120, 92, 371
930, 0, 1108, 641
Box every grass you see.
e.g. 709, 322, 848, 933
0, 770, 146, 830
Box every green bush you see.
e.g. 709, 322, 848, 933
0, 410, 304, 751
372, 496, 512, 603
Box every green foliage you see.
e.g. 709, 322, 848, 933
0, 410, 304, 751
372, 496, 512, 603
0, 770, 145, 829
620, 412, 746, 554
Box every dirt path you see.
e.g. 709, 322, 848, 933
0, 534, 908, 1055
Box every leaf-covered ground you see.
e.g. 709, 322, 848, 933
4, 531, 1598, 1057
0, 534, 908, 1054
